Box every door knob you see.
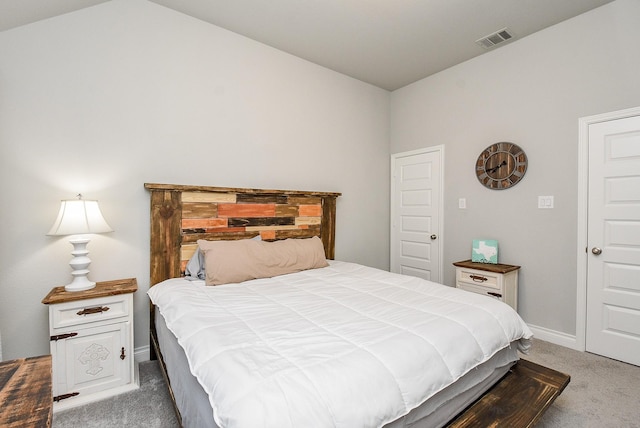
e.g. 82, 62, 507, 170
592, 247, 602, 255
430, 234, 437, 240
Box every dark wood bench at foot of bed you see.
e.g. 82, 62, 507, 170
447, 359, 570, 428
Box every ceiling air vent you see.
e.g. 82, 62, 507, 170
476, 28, 514, 49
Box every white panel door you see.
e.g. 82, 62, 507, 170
586, 114, 640, 366
391, 147, 443, 283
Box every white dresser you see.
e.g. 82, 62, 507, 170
42, 278, 139, 411
453, 260, 520, 311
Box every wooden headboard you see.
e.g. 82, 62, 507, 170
145, 183, 341, 287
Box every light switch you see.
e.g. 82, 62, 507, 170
459, 198, 467, 209
538, 196, 554, 209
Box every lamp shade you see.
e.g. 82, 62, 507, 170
47, 195, 113, 291
47, 198, 113, 236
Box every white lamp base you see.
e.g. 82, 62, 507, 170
65, 236, 97, 292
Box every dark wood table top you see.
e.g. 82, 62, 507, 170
453, 259, 521, 274
42, 277, 138, 305
0, 355, 52, 427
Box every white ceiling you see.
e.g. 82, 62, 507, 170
0, 0, 615, 90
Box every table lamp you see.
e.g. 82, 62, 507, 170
47, 194, 113, 292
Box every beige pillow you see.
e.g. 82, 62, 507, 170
197, 236, 329, 286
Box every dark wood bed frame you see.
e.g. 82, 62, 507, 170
145, 183, 569, 428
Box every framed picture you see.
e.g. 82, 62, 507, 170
472, 239, 498, 264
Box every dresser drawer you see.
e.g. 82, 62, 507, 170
458, 282, 504, 301
50, 294, 131, 331
457, 268, 502, 291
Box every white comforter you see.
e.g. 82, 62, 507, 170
148, 261, 532, 428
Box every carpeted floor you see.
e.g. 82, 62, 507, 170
53, 339, 640, 427
523, 340, 640, 428
53, 360, 178, 427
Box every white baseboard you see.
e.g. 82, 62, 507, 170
134, 345, 151, 363
527, 323, 582, 351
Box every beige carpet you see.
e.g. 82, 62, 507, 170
53, 360, 178, 427
524, 339, 640, 428
53, 339, 640, 427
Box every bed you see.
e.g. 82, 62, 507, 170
145, 183, 533, 428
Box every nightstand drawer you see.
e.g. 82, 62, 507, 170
457, 269, 501, 291
458, 283, 504, 301
51, 294, 131, 330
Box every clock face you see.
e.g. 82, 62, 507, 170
476, 142, 527, 190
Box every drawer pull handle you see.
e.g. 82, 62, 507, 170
120, 347, 126, 360
470, 274, 488, 282
77, 306, 110, 316
50, 332, 78, 341
488, 292, 503, 298
54, 392, 79, 402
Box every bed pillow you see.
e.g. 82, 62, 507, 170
184, 247, 206, 280
185, 235, 262, 280
197, 236, 328, 286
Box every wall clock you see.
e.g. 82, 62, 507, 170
476, 142, 527, 190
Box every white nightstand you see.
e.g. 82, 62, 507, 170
453, 260, 520, 311
42, 278, 139, 411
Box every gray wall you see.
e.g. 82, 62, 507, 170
390, 0, 640, 341
0, 0, 390, 360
